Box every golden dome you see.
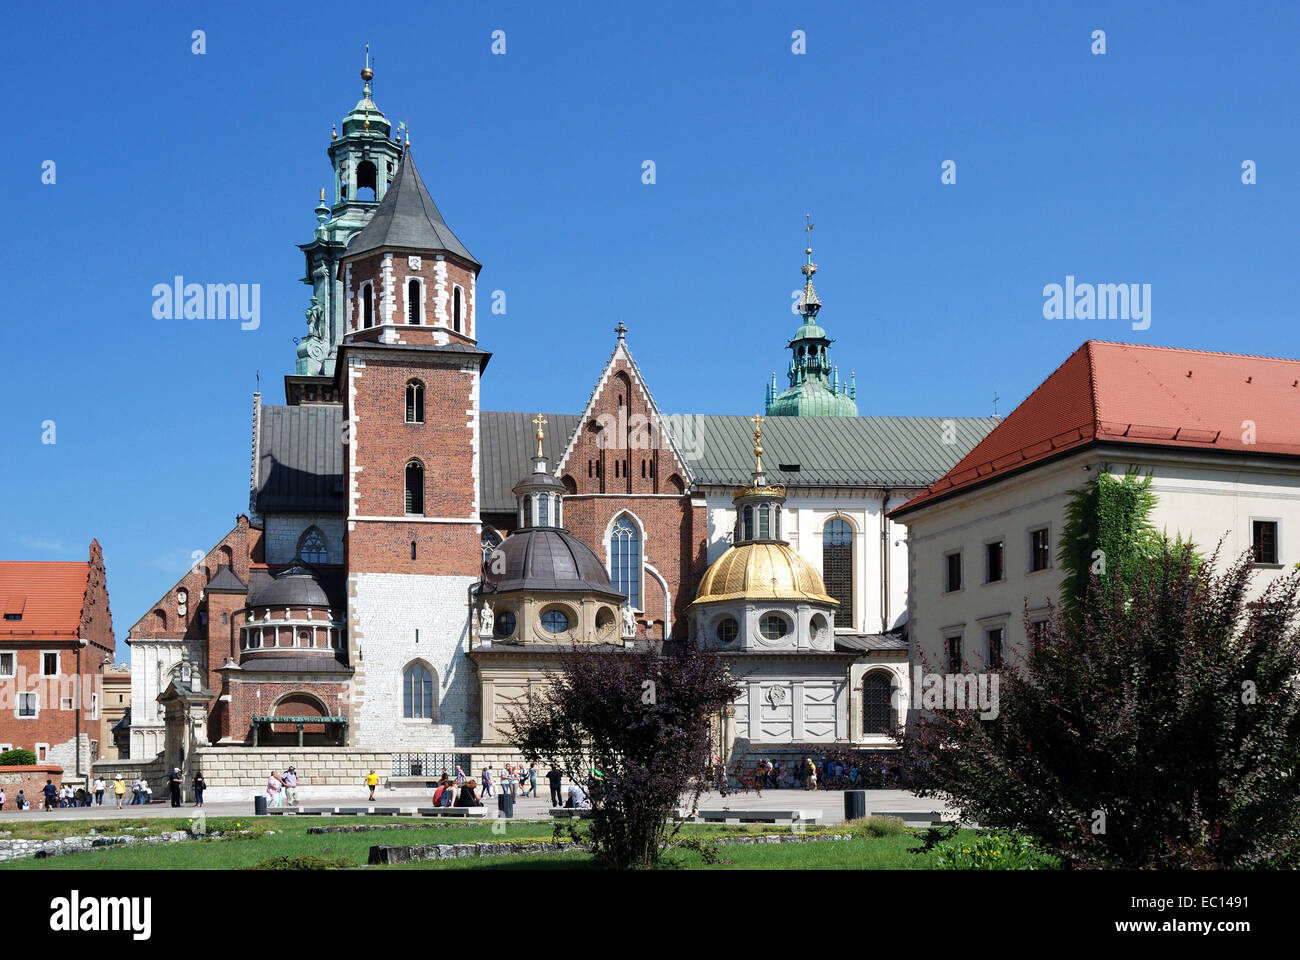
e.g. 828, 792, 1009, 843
691, 542, 838, 606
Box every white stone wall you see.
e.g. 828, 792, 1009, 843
189, 746, 393, 802
126, 638, 203, 759
347, 572, 478, 750
264, 514, 347, 566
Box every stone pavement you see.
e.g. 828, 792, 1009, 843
0, 788, 954, 826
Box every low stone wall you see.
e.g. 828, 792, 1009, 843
93, 756, 169, 797
0, 765, 64, 808
0, 831, 189, 863
191, 747, 392, 802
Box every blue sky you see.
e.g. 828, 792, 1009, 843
4, 1, 1297, 658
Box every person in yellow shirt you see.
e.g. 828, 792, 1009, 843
365, 770, 379, 801
113, 776, 126, 810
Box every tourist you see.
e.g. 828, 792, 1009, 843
16, 789, 26, 811
130, 778, 141, 806
43, 779, 57, 810
192, 771, 207, 808
438, 776, 455, 807
144, 781, 154, 805
0, 787, 6, 809
564, 783, 589, 809
113, 776, 126, 809
522, 762, 539, 798
455, 778, 482, 807
93, 777, 105, 806
364, 769, 379, 801
267, 768, 284, 807
481, 766, 495, 798
282, 765, 299, 805
432, 776, 451, 806
454, 765, 467, 787
169, 768, 184, 807
546, 764, 563, 806
803, 757, 817, 791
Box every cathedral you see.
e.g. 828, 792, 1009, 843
118, 62, 995, 794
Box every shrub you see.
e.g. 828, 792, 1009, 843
251, 854, 352, 870
0, 749, 36, 767
936, 832, 1053, 870
851, 815, 908, 838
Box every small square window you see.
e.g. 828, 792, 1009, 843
985, 541, 1004, 583
1252, 520, 1279, 565
18, 693, 38, 718
60, 697, 74, 711
0, 653, 14, 677
1029, 528, 1051, 572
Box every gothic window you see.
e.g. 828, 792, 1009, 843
362, 283, 374, 328
405, 460, 425, 515
862, 672, 894, 734
403, 662, 435, 719
823, 518, 854, 628
481, 530, 502, 564
356, 160, 378, 201
407, 279, 421, 324
453, 286, 463, 333
406, 380, 424, 423
610, 514, 642, 610
298, 527, 328, 564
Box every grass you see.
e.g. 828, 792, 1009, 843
0, 815, 1000, 870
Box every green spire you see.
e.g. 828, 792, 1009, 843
764, 221, 859, 417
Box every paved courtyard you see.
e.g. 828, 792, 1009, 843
0, 788, 955, 826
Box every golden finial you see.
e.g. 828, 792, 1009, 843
362, 42, 373, 83
532, 414, 548, 460
750, 414, 765, 474
319, 188, 326, 202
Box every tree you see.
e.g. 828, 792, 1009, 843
903, 546, 1300, 868
0, 748, 36, 766
507, 644, 740, 869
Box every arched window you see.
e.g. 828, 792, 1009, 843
362, 283, 374, 328
539, 494, 549, 527
356, 160, 378, 201
405, 460, 425, 515
610, 514, 641, 610
407, 279, 421, 324
758, 504, 770, 539
405, 380, 424, 423
862, 672, 894, 735
481, 530, 502, 564
403, 662, 435, 719
453, 286, 463, 333
297, 527, 328, 564
823, 518, 854, 628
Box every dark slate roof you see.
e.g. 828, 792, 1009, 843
834, 631, 909, 653
480, 412, 579, 513
257, 405, 346, 513
112, 707, 131, 732
206, 565, 247, 593
344, 149, 479, 266
246, 567, 346, 610
677, 415, 999, 488
484, 528, 624, 599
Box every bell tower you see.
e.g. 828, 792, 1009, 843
293, 49, 405, 390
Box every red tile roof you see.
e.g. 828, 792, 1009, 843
0, 561, 90, 638
892, 341, 1300, 518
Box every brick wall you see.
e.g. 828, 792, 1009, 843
0, 765, 63, 807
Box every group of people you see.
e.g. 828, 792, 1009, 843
264, 765, 299, 806
741, 757, 897, 792
421, 763, 591, 810
0, 775, 149, 812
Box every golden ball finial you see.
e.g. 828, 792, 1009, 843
361, 66, 374, 82
805, 248, 812, 255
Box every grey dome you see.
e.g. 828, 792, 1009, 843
485, 528, 625, 599
247, 564, 333, 608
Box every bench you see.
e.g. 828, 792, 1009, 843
697, 809, 822, 825
872, 810, 955, 827
416, 806, 489, 818
549, 807, 594, 818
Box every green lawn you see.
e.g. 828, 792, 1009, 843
0, 816, 995, 870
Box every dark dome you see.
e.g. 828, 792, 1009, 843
485, 528, 625, 599
247, 564, 333, 608
512, 470, 566, 496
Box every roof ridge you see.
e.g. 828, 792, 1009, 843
1085, 339, 1300, 364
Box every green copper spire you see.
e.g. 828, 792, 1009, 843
764, 219, 859, 417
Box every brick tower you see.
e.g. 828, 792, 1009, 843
338, 142, 488, 752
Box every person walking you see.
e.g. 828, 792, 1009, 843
113, 776, 126, 809
546, 764, 563, 807
481, 767, 495, 798
130, 778, 141, 806
192, 771, 207, 807
281, 766, 299, 805
364, 769, 379, 801
524, 762, 539, 799
42, 779, 57, 810
168, 768, 183, 808
266, 768, 283, 807
16, 790, 26, 811
93, 777, 105, 806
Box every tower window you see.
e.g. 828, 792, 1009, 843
539, 494, 549, 527
402, 662, 434, 719
362, 283, 374, 328
406, 380, 425, 424
823, 518, 854, 628
405, 460, 425, 515
453, 286, 463, 333
758, 504, 770, 539
610, 514, 642, 610
356, 160, 378, 201
407, 279, 421, 324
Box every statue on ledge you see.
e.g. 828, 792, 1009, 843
479, 603, 494, 638
621, 602, 636, 639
